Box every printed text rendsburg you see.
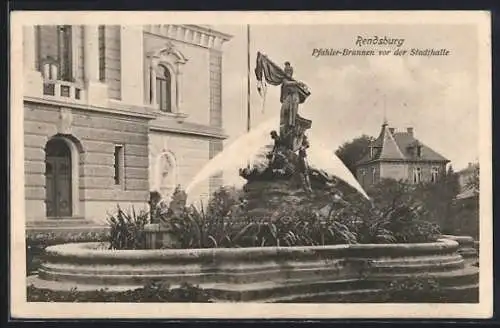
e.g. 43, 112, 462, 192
355, 36, 405, 47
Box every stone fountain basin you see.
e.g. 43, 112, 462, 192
28, 238, 479, 302
440, 235, 479, 263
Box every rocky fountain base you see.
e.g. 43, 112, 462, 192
238, 139, 348, 219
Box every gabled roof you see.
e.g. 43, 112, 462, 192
357, 122, 450, 166
377, 124, 406, 160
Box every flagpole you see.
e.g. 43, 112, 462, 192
246, 24, 251, 132
383, 94, 387, 124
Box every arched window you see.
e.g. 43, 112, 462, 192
155, 64, 172, 113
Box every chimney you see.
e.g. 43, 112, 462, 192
407, 127, 414, 136
389, 128, 395, 134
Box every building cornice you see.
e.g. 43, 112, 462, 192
183, 25, 233, 42
24, 97, 228, 140
24, 96, 158, 120
150, 120, 228, 140
143, 24, 232, 50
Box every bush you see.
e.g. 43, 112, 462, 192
27, 282, 213, 302
206, 185, 245, 219
253, 204, 357, 247
335, 179, 441, 244
378, 276, 477, 303
165, 195, 359, 249
107, 205, 149, 250
168, 204, 236, 249
110, 181, 442, 251
26, 230, 108, 275
449, 197, 479, 240
380, 276, 444, 302
26, 230, 109, 248
27, 279, 477, 303
160, 191, 358, 249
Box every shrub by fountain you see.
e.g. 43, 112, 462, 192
107, 206, 149, 250
137, 178, 442, 250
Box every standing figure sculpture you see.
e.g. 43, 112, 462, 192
270, 130, 283, 156
280, 62, 300, 139
297, 135, 313, 193
250, 51, 314, 190
255, 52, 311, 152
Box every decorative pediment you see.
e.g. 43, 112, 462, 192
149, 41, 188, 65
146, 41, 188, 114
144, 25, 232, 50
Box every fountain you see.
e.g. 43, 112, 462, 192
228, 53, 368, 222
27, 52, 478, 303
186, 53, 369, 218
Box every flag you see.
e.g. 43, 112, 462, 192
257, 80, 267, 113
254, 52, 287, 86
254, 51, 311, 104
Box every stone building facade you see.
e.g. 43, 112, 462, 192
23, 25, 232, 229
355, 121, 450, 189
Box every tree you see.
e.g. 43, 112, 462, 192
413, 166, 460, 234
335, 135, 375, 174
465, 164, 480, 191
444, 165, 460, 195
447, 165, 455, 177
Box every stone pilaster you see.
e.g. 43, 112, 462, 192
120, 26, 144, 106
83, 25, 108, 107
209, 49, 223, 128
208, 49, 224, 193
209, 140, 224, 194
23, 26, 43, 97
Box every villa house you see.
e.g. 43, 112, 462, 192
355, 120, 450, 189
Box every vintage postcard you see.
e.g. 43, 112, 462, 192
10, 11, 492, 319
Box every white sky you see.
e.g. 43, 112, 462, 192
216, 24, 479, 171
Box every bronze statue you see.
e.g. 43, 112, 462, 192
270, 130, 283, 154
248, 52, 315, 192
297, 135, 313, 193
280, 62, 301, 136
255, 52, 311, 153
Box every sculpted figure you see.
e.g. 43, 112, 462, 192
280, 62, 301, 138
297, 135, 313, 193
255, 52, 311, 151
